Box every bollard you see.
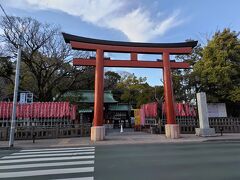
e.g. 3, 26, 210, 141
220, 127, 223, 136
33, 132, 36, 143
120, 124, 123, 133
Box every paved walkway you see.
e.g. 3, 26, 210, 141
1, 130, 240, 149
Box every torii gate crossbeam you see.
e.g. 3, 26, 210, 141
63, 33, 197, 141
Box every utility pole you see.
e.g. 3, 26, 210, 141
9, 34, 23, 147
0, 3, 24, 148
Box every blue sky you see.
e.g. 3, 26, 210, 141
0, 0, 240, 86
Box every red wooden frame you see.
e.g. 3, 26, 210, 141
63, 33, 197, 127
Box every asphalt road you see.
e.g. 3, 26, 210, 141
95, 142, 240, 180
0, 142, 240, 180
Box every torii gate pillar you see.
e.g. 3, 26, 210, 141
91, 49, 105, 141
163, 52, 180, 138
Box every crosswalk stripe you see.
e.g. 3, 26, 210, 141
0, 167, 94, 178
2, 152, 95, 159
0, 160, 94, 170
0, 155, 95, 164
13, 149, 95, 155
21, 147, 95, 152
0, 147, 96, 179
52, 177, 94, 180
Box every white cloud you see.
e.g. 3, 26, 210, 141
107, 8, 154, 42
2, 0, 184, 42
153, 10, 183, 36
2, 0, 124, 23
0, 28, 3, 35
107, 8, 182, 42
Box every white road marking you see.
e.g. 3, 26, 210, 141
0, 155, 95, 164
21, 147, 95, 152
0, 167, 94, 178
0, 147, 96, 179
0, 160, 94, 170
13, 149, 95, 155
2, 152, 95, 159
52, 177, 94, 180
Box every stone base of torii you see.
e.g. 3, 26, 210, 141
91, 125, 180, 141
165, 124, 180, 139
91, 126, 105, 141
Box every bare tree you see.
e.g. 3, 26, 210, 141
0, 16, 90, 101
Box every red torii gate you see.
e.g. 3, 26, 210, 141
63, 33, 197, 141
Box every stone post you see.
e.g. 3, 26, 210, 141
195, 92, 215, 136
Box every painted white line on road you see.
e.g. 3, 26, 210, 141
0, 167, 94, 178
0, 160, 94, 170
0, 155, 95, 164
52, 177, 94, 180
13, 149, 95, 155
21, 147, 95, 152
2, 152, 95, 159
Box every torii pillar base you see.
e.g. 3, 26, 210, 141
91, 126, 105, 141
165, 124, 180, 139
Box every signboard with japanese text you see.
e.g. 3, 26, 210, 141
134, 109, 141, 125
19, 92, 33, 104
208, 103, 227, 117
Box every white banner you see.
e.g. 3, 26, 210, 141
19, 93, 26, 104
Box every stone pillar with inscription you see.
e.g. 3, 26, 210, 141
195, 92, 215, 136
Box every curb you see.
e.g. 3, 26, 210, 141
204, 138, 240, 142
0, 147, 22, 150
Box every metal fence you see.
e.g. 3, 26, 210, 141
0, 124, 91, 140
157, 117, 240, 134
209, 117, 240, 133
1, 118, 240, 140
0, 101, 83, 140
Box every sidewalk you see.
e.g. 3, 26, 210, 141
1, 130, 240, 149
